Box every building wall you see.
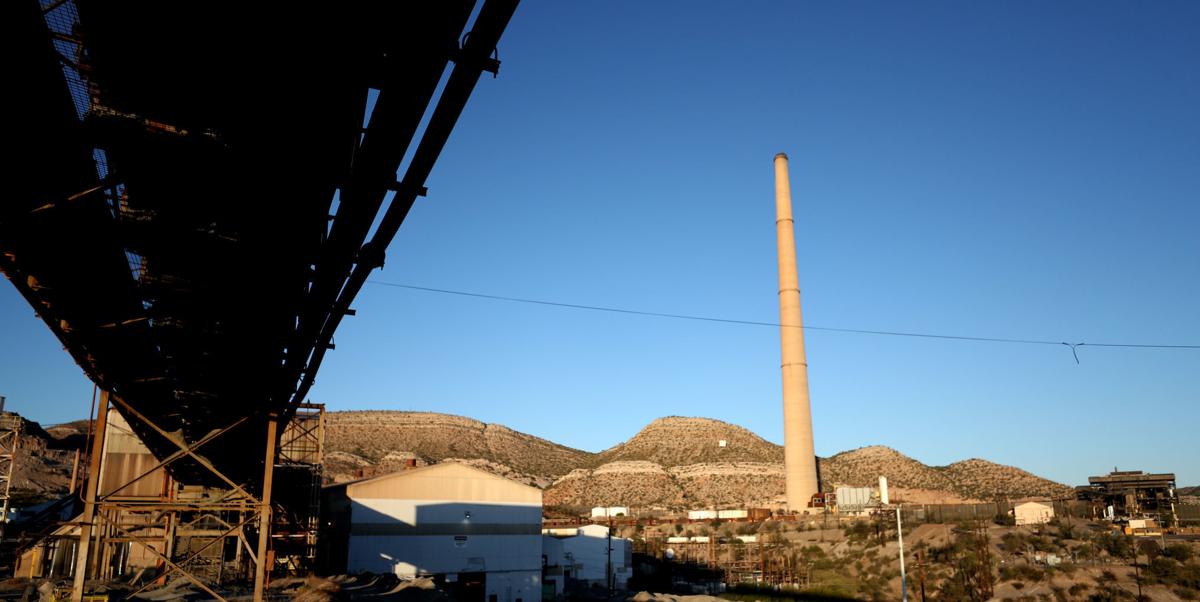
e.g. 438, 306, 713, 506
543, 527, 631, 590
346, 497, 541, 574
333, 464, 543, 602
483, 570, 541, 602
1014, 502, 1054, 525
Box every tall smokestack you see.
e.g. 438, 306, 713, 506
774, 152, 819, 512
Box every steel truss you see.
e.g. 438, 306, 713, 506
0, 411, 19, 539
71, 392, 287, 602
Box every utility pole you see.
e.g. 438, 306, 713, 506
896, 506, 907, 602
607, 515, 613, 596
917, 549, 926, 602
1132, 546, 1142, 600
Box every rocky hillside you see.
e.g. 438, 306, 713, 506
822, 445, 956, 492
940, 458, 1072, 500
821, 446, 1071, 501
1, 414, 80, 506
323, 411, 590, 484
545, 420, 1070, 508
592, 417, 783, 467
6, 410, 1071, 510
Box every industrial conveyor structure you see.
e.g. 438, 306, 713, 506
2, 1, 518, 599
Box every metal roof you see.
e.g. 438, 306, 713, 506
3, 0, 518, 488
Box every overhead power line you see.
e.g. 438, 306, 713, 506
365, 280, 1200, 363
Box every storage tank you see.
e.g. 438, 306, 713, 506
879, 476, 889, 506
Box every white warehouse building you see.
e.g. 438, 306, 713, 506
321, 463, 542, 602
541, 524, 632, 595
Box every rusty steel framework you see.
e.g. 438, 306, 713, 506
55, 396, 324, 601
638, 540, 811, 591
4, 0, 517, 599
0, 410, 19, 540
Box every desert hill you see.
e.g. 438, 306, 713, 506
591, 416, 783, 467
5, 410, 1072, 510
821, 445, 956, 492
551, 417, 1069, 508
323, 411, 590, 485
0, 414, 79, 506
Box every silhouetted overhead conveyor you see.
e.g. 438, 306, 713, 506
2, 0, 518, 489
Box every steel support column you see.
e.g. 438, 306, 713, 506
72, 390, 109, 602
252, 414, 278, 602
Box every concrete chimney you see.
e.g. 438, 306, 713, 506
774, 152, 819, 512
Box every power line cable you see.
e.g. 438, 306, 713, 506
365, 280, 1200, 362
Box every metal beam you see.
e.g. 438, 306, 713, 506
72, 390, 109, 602
252, 414, 279, 602
288, 0, 520, 408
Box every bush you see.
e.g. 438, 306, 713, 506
1137, 539, 1161, 562
1146, 557, 1180, 584
994, 513, 1016, 526
1163, 543, 1194, 562
843, 520, 873, 544
1055, 523, 1075, 542
1095, 532, 1134, 558
1000, 564, 1046, 583
1002, 532, 1027, 552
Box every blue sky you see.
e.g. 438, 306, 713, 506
3, 2, 1198, 487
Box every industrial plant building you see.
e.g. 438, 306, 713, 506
1077, 470, 1178, 524
541, 524, 632, 595
321, 463, 543, 602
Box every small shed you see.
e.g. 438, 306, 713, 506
1013, 501, 1055, 525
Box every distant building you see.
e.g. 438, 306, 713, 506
590, 506, 629, 518
321, 463, 542, 602
1013, 501, 1054, 525
541, 524, 631, 595
835, 486, 874, 514
1076, 470, 1178, 524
